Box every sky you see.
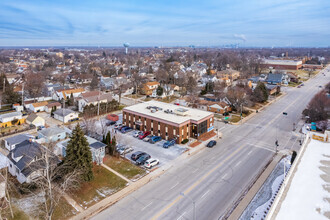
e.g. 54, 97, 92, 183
0, 0, 329, 47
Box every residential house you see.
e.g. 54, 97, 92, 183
38, 126, 67, 143
266, 73, 290, 85
201, 75, 219, 85
265, 84, 281, 95
217, 69, 240, 81
100, 76, 116, 89
207, 102, 232, 114
13, 104, 24, 112
7, 140, 45, 183
53, 109, 79, 123
52, 88, 85, 101
45, 102, 62, 113
141, 81, 160, 95
77, 91, 113, 112
287, 73, 299, 83
0, 112, 24, 128
56, 135, 106, 164
26, 113, 45, 127
4, 134, 34, 151
28, 101, 48, 113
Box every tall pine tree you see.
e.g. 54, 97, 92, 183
64, 124, 93, 181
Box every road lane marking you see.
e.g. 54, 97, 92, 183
170, 182, 179, 190
201, 190, 210, 198
151, 144, 246, 220
248, 144, 275, 153
141, 202, 153, 211
234, 160, 242, 167
247, 150, 253, 156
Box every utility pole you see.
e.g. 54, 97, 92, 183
21, 84, 24, 106
97, 88, 100, 116
240, 103, 243, 124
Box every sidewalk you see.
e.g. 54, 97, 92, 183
70, 136, 211, 220
101, 164, 132, 183
227, 152, 285, 220
231, 92, 286, 125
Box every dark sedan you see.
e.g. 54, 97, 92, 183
206, 140, 217, 148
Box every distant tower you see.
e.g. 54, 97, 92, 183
123, 43, 130, 54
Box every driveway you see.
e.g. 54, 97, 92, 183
37, 112, 62, 126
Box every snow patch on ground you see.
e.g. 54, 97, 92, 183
240, 157, 291, 220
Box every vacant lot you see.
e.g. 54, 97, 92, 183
70, 165, 127, 209
104, 156, 146, 179
53, 198, 77, 220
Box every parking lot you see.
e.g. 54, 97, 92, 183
93, 114, 188, 169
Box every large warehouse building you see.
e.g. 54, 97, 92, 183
123, 101, 214, 143
261, 59, 303, 70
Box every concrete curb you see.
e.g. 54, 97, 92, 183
70, 137, 211, 220
227, 153, 285, 220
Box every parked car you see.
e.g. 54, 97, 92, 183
118, 146, 134, 155
133, 131, 143, 137
163, 139, 176, 148
135, 153, 151, 165
150, 136, 162, 144
139, 131, 151, 139
283, 112, 288, 115
206, 140, 217, 148
144, 158, 159, 169
297, 85, 301, 88
116, 144, 125, 151
119, 126, 129, 132
143, 135, 153, 142
106, 120, 116, 126
114, 124, 123, 130
121, 127, 133, 133
131, 151, 146, 161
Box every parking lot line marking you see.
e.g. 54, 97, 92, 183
176, 211, 186, 220
170, 182, 179, 190
141, 202, 153, 211
151, 144, 245, 220
234, 160, 242, 167
201, 190, 210, 198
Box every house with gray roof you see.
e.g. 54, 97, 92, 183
7, 140, 45, 183
266, 73, 290, 85
56, 135, 106, 164
4, 134, 35, 151
53, 109, 79, 123
38, 126, 67, 143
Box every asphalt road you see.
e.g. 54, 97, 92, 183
92, 67, 330, 220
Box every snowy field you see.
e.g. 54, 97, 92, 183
240, 156, 291, 220
275, 139, 330, 220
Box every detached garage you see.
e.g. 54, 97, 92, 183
26, 113, 45, 127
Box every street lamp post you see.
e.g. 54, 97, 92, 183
180, 192, 196, 220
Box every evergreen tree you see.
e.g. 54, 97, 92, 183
105, 131, 111, 154
111, 136, 117, 156
156, 86, 164, 96
64, 124, 93, 181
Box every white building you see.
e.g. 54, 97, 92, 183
53, 109, 79, 123
0, 112, 22, 123
77, 91, 112, 112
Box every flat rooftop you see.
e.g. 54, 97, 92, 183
274, 139, 330, 219
263, 59, 302, 66
123, 100, 213, 125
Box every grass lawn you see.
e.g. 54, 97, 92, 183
104, 156, 146, 180
144, 97, 152, 101
157, 96, 177, 103
1, 205, 30, 220
125, 94, 144, 99
53, 198, 76, 220
70, 165, 127, 209
229, 115, 242, 123
288, 82, 300, 87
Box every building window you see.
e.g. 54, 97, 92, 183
210, 117, 213, 122
151, 120, 153, 123
139, 116, 141, 119
173, 129, 176, 135
158, 122, 160, 125
158, 130, 160, 134
151, 128, 153, 131
166, 132, 168, 136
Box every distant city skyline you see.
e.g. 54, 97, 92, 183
0, 0, 329, 47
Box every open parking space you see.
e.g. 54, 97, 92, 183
92, 113, 188, 169
114, 129, 187, 169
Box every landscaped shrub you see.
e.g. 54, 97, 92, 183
181, 139, 189, 144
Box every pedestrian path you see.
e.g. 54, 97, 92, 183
101, 163, 132, 183
63, 193, 84, 212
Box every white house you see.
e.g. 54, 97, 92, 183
28, 101, 48, 113
53, 109, 79, 123
44, 102, 62, 113
13, 104, 24, 112
38, 126, 67, 143
77, 91, 112, 112
26, 113, 45, 127
52, 88, 85, 101
7, 140, 45, 183
0, 112, 22, 123
4, 134, 34, 151
56, 135, 106, 164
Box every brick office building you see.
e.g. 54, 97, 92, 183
261, 59, 303, 70
122, 101, 214, 143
